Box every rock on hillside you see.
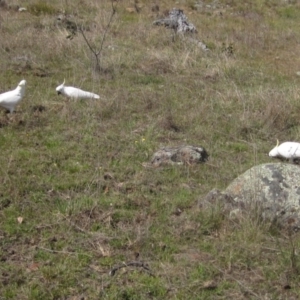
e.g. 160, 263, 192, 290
202, 163, 300, 231
146, 145, 209, 167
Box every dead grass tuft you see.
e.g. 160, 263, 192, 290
260, 89, 300, 136
158, 114, 181, 132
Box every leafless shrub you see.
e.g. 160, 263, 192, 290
79, 0, 119, 73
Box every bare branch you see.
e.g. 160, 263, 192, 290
96, 0, 118, 56
79, 0, 119, 72
78, 26, 97, 58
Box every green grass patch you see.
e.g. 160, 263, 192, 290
27, 1, 58, 15
1, 0, 300, 299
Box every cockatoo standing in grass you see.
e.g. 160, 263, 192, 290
269, 140, 300, 163
0, 80, 26, 113
56, 80, 100, 99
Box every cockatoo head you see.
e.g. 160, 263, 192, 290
18, 80, 26, 87
269, 140, 280, 157
17, 79, 26, 96
56, 79, 65, 95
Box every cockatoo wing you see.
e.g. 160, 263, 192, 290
278, 142, 300, 159
64, 86, 100, 99
0, 91, 19, 112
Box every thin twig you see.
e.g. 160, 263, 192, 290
62, 215, 113, 241
79, 27, 97, 59
37, 246, 92, 257
97, 0, 118, 57
261, 247, 280, 252
64, 216, 90, 233
109, 261, 155, 277
35, 222, 61, 230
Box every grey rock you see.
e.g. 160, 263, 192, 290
153, 8, 197, 33
148, 145, 209, 167
56, 14, 82, 40
202, 163, 300, 231
153, 8, 208, 51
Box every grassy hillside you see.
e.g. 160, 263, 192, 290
1, 0, 300, 298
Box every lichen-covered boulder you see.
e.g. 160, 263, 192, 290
147, 145, 209, 167
153, 8, 197, 34
202, 163, 300, 231
153, 8, 208, 51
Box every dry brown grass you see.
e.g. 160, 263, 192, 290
1, 0, 300, 299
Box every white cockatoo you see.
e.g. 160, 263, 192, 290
269, 140, 300, 163
56, 80, 100, 99
0, 80, 26, 113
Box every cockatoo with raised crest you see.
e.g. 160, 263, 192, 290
269, 140, 300, 163
56, 80, 100, 99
